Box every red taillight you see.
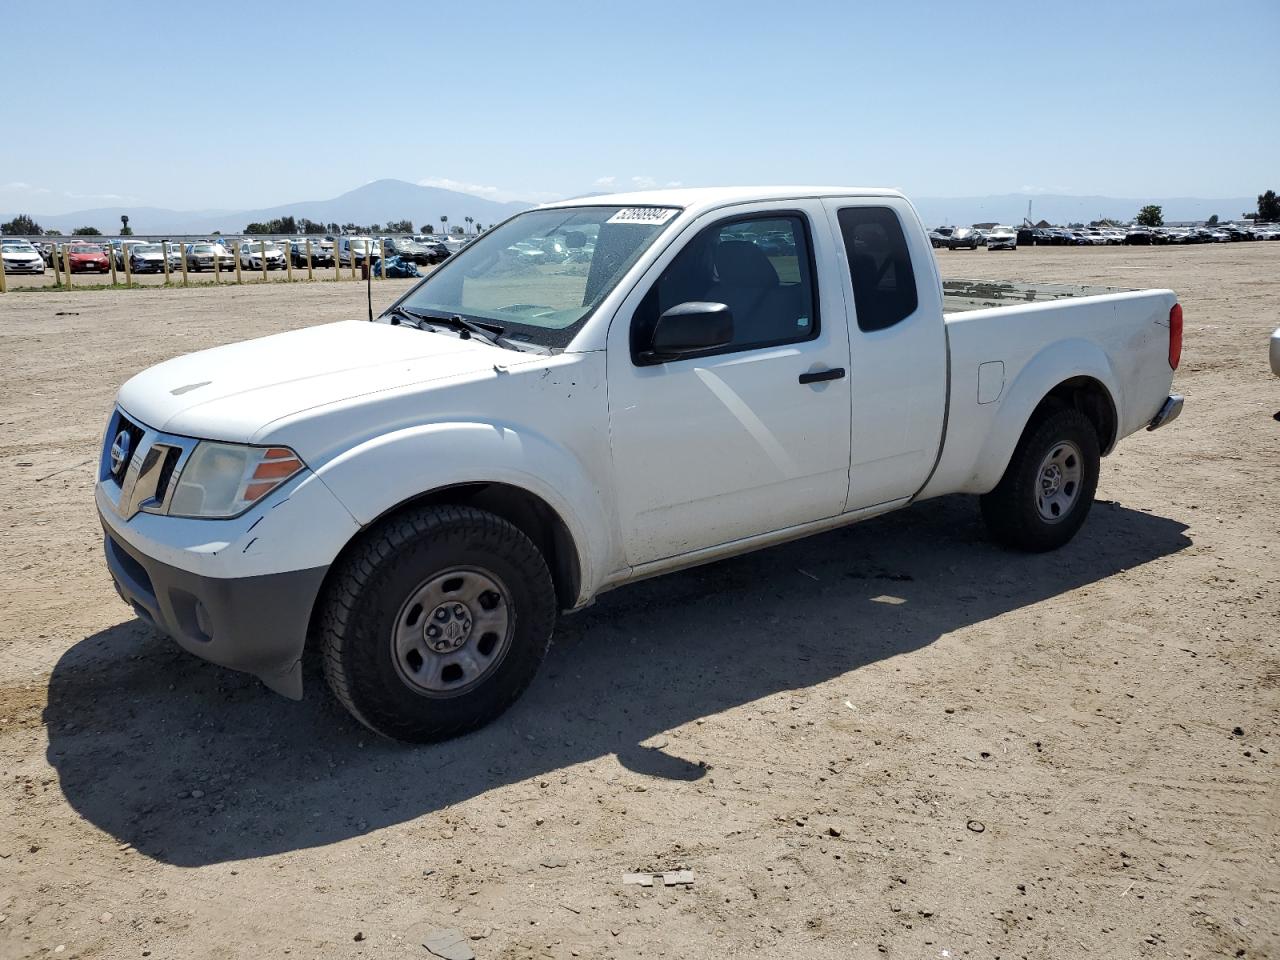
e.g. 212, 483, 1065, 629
1168, 303, 1183, 370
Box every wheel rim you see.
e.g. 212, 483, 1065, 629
1035, 440, 1084, 523
390, 567, 514, 697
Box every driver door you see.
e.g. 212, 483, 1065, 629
606, 202, 852, 567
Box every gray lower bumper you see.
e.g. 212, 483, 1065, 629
1146, 393, 1184, 431
100, 514, 327, 699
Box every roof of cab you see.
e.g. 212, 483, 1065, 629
540, 185, 907, 215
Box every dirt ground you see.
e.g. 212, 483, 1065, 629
0, 243, 1276, 960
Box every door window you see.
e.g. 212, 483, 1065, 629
836, 206, 919, 332
632, 214, 818, 362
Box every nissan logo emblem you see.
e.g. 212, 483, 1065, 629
109, 429, 133, 476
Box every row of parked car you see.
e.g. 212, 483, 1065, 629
1117, 224, 1280, 245
8, 234, 460, 275
926, 221, 1280, 252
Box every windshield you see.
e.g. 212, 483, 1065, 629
397, 205, 678, 347
70, 245, 99, 253
135, 244, 161, 253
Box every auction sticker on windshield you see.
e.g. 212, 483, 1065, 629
606, 207, 679, 225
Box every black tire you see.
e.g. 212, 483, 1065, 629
319, 504, 557, 743
980, 406, 1100, 552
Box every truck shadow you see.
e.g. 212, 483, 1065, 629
44, 496, 1189, 867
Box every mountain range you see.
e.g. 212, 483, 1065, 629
3, 180, 1261, 235
4, 180, 533, 236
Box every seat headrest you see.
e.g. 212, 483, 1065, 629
715, 240, 779, 288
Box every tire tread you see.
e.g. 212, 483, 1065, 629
318, 504, 555, 742
980, 407, 1100, 552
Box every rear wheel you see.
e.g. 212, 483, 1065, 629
319, 504, 557, 743
980, 406, 1100, 552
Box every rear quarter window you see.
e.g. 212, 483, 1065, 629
836, 206, 919, 332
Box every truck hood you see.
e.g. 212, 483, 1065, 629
118, 320, 535, 442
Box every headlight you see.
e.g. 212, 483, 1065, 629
168, 442, 305, 519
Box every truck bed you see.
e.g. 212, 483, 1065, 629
942, 278, 1134, 315
923, 278, 1177, 501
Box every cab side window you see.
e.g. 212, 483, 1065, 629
836, 206, 919, 332
632, 214, 818, 362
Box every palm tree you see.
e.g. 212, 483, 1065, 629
440, 215, 448, 236
464, 216, 474, 235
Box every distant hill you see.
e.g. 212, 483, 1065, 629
5, 179, 534, 235
5, 184, 1261, 235
912, 193, 1257, 227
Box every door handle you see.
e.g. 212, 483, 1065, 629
798, 367, 846, 385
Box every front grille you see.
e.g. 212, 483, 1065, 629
107, 414, 145, 483
100, 407, 200, 519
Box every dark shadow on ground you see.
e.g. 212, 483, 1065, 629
44, 496, 1189, 866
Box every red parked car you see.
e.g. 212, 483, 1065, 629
67, 244, 111, 274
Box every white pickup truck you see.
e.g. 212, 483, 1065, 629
97, 186, 1184, 742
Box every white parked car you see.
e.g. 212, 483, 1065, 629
1270, 327, 1280, 377
2, 238, 47, 274
986, 225, 1017, 250
338, 236, 381, 267
239, 240, 286, 270
96, 186, 1185, 742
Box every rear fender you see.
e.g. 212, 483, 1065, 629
965, 339, 1120, 493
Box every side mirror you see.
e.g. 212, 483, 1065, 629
645, 301, 734, 362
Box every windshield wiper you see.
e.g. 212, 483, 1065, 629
433, 313, 506, 344
385, 305, 546, 353
384, 305, 498, 343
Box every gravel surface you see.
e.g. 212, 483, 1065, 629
1, 243, 1276, 959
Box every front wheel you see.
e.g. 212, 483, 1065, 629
319, 505, 557, 743
980, 406, 1100, 552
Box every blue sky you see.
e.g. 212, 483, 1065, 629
4, 0, 1277, 214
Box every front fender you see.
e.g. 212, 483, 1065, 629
965, 338, 1120, 493
313, 421, 614, 604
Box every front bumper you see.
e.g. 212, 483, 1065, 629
94, 406, 362, 697
101, 510, 327, 698
1146, 394, 1184, 431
